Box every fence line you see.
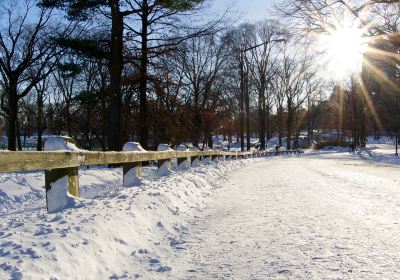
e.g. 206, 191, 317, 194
0, 146, 302, 213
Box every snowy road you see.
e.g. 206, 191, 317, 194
173, 153, 400, 279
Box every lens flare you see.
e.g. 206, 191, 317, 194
318, 25, 367, 80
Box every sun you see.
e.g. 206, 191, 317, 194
318, 24, 367, 81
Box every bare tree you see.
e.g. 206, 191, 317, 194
0, 0, 72, 150
248, 20, 282, 149
177, 34, 230, 148
275, 42, 319, 149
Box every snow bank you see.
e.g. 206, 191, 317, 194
305, 143, 400, 166
0, 158, 254, 279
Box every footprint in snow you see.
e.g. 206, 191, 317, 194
149, 258, 160, 264
131, 248, 148, 256
114, 238, 127, 245
156, 221, 164, 229
147, 192, 161, 197
109, 272, 129, 279
156, 266, 171, 273
169, 237, 181, 246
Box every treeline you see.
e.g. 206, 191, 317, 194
0, 0, 325, 151
1, 0, 399, 152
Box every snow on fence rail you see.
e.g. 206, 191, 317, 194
0, 138, 302, 213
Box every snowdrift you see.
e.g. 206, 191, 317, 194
0, 159, 252, 279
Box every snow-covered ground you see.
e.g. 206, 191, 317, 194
1, 143, 400, 279
309, 138, 400, 165
0, 160, 252, 279
170, 151, 400, 279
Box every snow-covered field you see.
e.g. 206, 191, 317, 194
1, 143, 400, 279
0, 159, 253, 279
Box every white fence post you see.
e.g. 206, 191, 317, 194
44, 136, 80, 213
157, 144, 172, 176
189, 147, 200, 166
123, 142, 146, 187
176, 144, 188, 170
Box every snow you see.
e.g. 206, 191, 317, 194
157, 144, 173, 176
44, 136, 81, 152
157, 144, 173, 152
2, 143, 400, 279
123, 142, 147, 152
123, 142, 147, 187
124, 167, 142, 187
308, 141, 400, 166
189, 147, 200, 167
176, 145, 189, 171
170, 151, 400, 279
46, 175, 71, 213
0, 158, 250, 279
176, 145, 187, 152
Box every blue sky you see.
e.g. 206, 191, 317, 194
211, 0, 277, 23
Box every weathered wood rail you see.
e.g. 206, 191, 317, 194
0, 145, 302, 213
0, 149, 301, 173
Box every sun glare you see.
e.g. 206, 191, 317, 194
318, 25, 367, 81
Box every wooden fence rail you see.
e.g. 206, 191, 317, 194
0, 146, 302, 213
0, 149, 302, 173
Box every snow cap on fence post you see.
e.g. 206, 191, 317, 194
176, 144, 188, 170
122, 142, 146, 187
157, 144, 173, 176
44, 136, 80, 213
189, 146, 200, 166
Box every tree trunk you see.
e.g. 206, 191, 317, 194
207, 131, 213, 148
239, 53, 245, 151
37, 92, 44, 151
107, 0, 123, 151
37, 129, 43, 151
139, 6, 149, 149
258, 103, 264, 149
16, 117, 22, 151
286, 101, 292, 150
245, 73, 250, 151
7, 81, 18, 151
192, 102, 201, 147
278, 105, 283, 147
258, 87, 265, 150
65, 99, 72, 136
266, 105, 271, 141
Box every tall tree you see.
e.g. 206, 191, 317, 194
248, 20, 281, 149
0, 0, 70, 150
275, 43, 318, 149
177, 34, 229, 148
41, 0, 215, 150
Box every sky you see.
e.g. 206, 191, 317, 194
211, 0, 278, 23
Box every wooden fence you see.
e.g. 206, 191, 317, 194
0, 148, 302, 213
